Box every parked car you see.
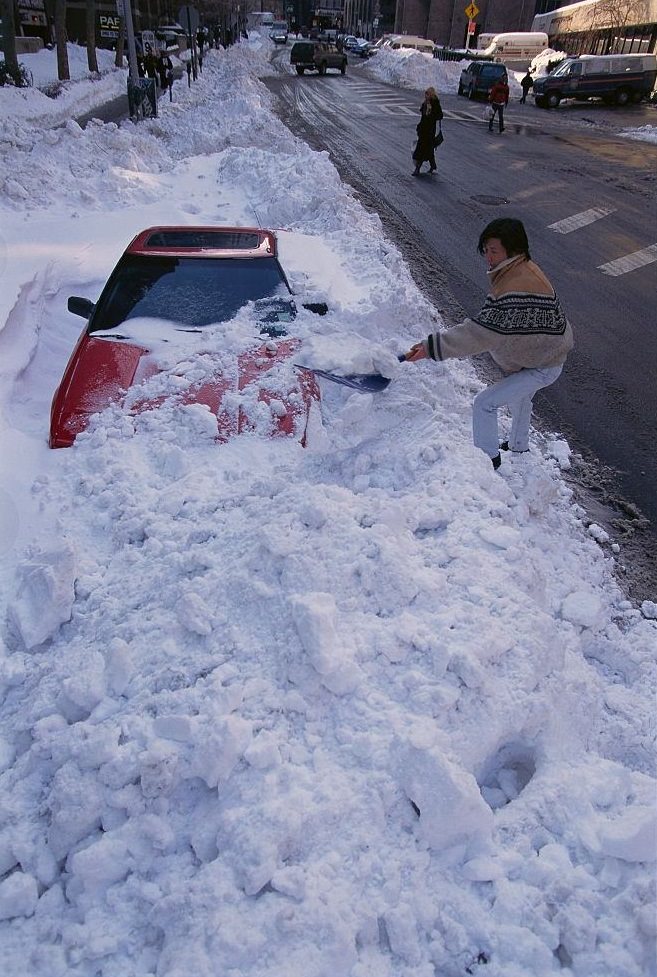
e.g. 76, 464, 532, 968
49, 227, 322, 449
269, 21, 288, 44
532, 53, 657, 108
290, 40, 347, 75
353, 38, 374, 58
458, 60, 508, 99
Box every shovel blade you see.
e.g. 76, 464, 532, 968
294, 354, 405, 394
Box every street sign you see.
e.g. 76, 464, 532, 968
467, 19, 476, 33
178, 4, 199, 33
465, 2, 479, 19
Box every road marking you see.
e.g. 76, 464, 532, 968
377, 103, 416, 115
597, 244, 657, 277
548, 207, 615, 234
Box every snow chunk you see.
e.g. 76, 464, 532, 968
0, 871, 38, 920
175, 591, 214, 636
478, 524, 522, 550
560, 591, 604, 628
597, 806, 657, 863
641, 600, 657, 620
62, 650, 106, 713
393, 739, 493, 853
67, 835, 131, 894
547, 439, 571, 469
290, 592, 361, 694
8, 541, 76, 649
189, 716, 252, 788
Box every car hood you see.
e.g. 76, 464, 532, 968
49, 331, 318, 448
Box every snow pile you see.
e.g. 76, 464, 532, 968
0, 38, 656, 977
530, 47, 569, 76
619, 124, 657, 144
366, 47, 466, 94
365, 47, 522, 97
2, 43, 128, 125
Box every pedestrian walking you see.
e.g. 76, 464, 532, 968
403, 218, 574, 470
157, 52, 174, 99
143, 44, 158, 86
412, 87, 444, 176
488, 74, 509, 132
520, 71, 533, 104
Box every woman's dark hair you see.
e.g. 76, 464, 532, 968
477, 219, 531, 259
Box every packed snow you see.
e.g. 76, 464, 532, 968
0, 35, 656, 977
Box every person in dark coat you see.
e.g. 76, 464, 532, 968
157, 52, 174, 95
412, 87, 443, 176
520, 71, 533, 103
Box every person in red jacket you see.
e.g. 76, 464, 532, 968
488, 75, 509, 133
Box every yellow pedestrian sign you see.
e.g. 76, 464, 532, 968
465, 2, 479, 19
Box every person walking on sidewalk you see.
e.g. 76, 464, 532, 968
488, 75, 509, 132
520, 71, 533, 104
412, 87, 443, 176
403, 218, 574, 470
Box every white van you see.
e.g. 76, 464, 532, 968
388, 35, 435, 56
478, 32, 548, 63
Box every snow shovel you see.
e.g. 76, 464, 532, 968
295, 354, 407, 393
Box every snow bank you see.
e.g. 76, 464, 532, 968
0, 35, 655, 977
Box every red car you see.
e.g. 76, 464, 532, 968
49, 226, 321, 448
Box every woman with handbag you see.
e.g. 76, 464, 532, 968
412, 87, 443, 176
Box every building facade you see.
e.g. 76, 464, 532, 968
396, 0, 548, 46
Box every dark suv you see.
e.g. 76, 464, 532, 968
290, 41, 347, 75
458, 61, 507, 100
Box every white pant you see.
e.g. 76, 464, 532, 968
472, 365, 563, 459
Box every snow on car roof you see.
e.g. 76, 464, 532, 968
127, 226, 277, 257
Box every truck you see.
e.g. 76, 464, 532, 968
532, 53, 657, 108
477, 31, 548, 66
290, 40, 348, 75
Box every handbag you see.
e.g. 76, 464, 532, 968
433, 122, 444, 148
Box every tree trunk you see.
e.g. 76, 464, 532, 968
115, 19, 125, 68
54, 0, 70, 80
1, 0, 19, 74
86, 0, 98, 72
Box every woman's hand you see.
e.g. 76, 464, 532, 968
404, 342, 428, 362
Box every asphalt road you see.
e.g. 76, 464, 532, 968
264, 56, 657, 597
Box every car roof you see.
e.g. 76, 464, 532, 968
125, 226, 278, 258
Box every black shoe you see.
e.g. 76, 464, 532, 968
500, 441, 529, 454
412, 167, 420, 176
492, 454, 501, 470
429, 166, 436, 174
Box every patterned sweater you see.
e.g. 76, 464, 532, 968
424, 255, 574, 374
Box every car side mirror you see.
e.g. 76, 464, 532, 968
68, 296, 95, 318
302, 302, 328, 315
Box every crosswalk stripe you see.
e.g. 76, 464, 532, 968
377, 104, 416, 115
548, 207, 615, 234
597, 244, 657, 277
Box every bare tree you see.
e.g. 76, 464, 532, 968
589, 0, 645, 52
54, 0, 70, 79
86, 0, 99, 71
1, 0, 19, 74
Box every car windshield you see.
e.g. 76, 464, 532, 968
551, 59, 575, 77
90, 255, 293, 333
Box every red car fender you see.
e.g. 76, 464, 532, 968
50, 334, 320, 448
